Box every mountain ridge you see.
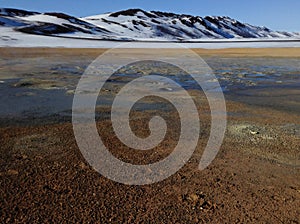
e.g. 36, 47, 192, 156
0, 8, 299, 41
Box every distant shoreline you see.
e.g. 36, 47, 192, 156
1, 47, 300, 58
25, 33, 300, 43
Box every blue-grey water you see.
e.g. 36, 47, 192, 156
0, 56, 299, 125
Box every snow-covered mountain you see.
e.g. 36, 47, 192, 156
0, 8, 299, 41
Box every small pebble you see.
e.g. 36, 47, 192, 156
7, 169, 19, 175
250, 131, 259, 135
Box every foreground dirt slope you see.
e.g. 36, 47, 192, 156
1, 99, 299, 223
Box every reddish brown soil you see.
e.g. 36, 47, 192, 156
0, 99, 299, 223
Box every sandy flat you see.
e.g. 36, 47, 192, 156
1, 47, 300, 58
